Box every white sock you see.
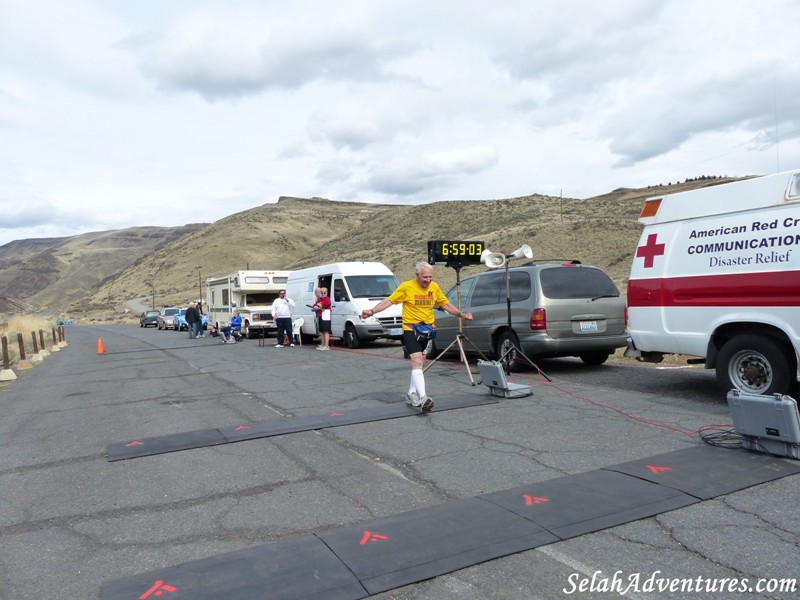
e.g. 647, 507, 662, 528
411, 369, 426, 397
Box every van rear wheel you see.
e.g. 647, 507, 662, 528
716, 334, 794, 395
496, 330, 522, 372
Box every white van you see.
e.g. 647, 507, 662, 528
626, 169, 800, 396
285, 262, 403, 348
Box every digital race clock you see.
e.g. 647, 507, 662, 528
427, 240, 486, 266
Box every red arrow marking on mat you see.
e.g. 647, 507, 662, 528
359, 530, 388, 545
646, 465, 672, 474
524, 495, 549, 506
126, 441, 144, 447
234, 425, 251, 430
330, 412, 344, 417
139, 579, 177, 598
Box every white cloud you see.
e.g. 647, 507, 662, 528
1, 0, 799, 245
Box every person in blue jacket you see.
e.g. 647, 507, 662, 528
221, 309, 242, 344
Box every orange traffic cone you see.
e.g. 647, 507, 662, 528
97, 337, 106, 354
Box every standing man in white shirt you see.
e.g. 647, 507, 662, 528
271, 289, 296, 348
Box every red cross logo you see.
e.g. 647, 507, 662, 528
636, 233, 666, 268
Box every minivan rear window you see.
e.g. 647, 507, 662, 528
539, 267, 619, 299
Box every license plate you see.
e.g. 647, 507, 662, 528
579, 320, 598, 333
389, 328, 403, 336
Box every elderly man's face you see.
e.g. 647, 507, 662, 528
415, 267, 433, 288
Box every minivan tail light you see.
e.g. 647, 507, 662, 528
624, 305, 628, 327
530, 308, 546, 331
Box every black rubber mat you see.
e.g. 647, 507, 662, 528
317, 497, 558, 595
99, 535, 366, 600
218, 414, 329, 443
602, 444, 800, 500
105, 395, 498, 461
100, 445, 800, 598
480, 469, 697, 539
105, 429, 227, 462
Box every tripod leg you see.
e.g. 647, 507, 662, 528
497, 344, 552, 382
455, 336, 477, 385
423, 337, 460, 371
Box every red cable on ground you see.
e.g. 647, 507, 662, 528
521, 373, 731, 437
339, 347, 732, 437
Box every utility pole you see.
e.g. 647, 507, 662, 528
196, 266, 202, 303
145, 280, 155, 310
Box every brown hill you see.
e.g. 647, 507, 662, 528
0, 176, 740, 322
0, 225, 205, 316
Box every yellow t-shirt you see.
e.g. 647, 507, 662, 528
388, 279, 449, 330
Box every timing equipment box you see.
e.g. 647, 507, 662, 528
477, 360, 532, 399
726, 390, 800, 459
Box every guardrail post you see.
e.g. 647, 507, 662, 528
30, 331, 43, 363
16, 333, 32, 370
0, 335, 16, 381
38, 330, 50, 357
50, 327, 60, 352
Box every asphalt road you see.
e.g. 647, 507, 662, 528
1, 324, 798, 599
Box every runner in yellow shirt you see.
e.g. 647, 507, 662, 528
362, 261, 473, 411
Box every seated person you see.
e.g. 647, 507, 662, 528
220, 309, 242, 343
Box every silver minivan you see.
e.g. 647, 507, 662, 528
432, 262, 628, 370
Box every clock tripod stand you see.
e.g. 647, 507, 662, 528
423, 264, 488, 385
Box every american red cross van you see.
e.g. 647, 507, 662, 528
626, 169, 800, 396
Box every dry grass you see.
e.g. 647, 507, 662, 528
0, 314, 60, 368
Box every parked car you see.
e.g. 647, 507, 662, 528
171, 308, 209, 331
139, 310, 160, 328
157, 307, 181, 330
431, 261, 628, 370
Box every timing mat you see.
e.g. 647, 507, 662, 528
105, 395, 498, 462
100, 444, 800, 599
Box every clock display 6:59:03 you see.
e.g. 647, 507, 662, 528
427, 240, 485, 265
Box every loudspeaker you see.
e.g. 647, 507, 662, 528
481, 250, 506, 268
508, 244, 533, 260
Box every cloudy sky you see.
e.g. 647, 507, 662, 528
2, 0, 799, 246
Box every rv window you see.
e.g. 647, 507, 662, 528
243, 276, 271, 285
345, 275, 399, 298
222, 289, 230, 305
245, 293, 279, 305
